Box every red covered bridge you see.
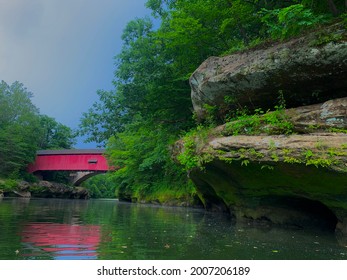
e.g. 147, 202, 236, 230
27, 149, 111, 185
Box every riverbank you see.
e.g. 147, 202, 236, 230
0, 177, 202, 207
0, 179, 89, 199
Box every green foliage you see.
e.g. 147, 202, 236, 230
306, 158, 334, 168
223, 105, 294, 137
21, 172, 39, 183
261, 164, 274, 170
271, 152, 279, 162
248, 148, 265, 159
260, 4, 329, 40
342, 12, 347, 27
0, 179, 18, 192
78, 90, 126, 145
215, 141, 346, 171
329, 127, 347, 134
0, 80, 76, 179
284, 156, 302, 164
38, 115, 75, 149
0, 81, 40, 177
81, 174, 117, 198
310, 29, 343, 46
177, 125, 214, 171
273, 145, 345, 168
29, 185, 46, 195
217, 147, 265, 167
304, 149, 314, 159
104, 119, 195, 201
202, 104, 219, 126
78, 0, 342, 203
177, 136, 200, 170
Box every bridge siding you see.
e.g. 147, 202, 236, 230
27, 154, 109, 173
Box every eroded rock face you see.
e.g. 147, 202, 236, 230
190, 23, 347, 121
285, 97, 347, 132
216, 97, 347, 136
183, 116, 347, 236
182, 125, 347, 234
189, 157, 347, 233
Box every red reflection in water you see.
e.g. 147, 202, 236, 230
22, 223, 101, 258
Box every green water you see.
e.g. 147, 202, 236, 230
0, 197, 346, 260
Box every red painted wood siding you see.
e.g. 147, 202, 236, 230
27, 154, 109, 173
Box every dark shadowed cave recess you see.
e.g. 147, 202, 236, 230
247, 195, 339, 232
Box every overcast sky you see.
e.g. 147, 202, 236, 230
0, 0, 150, 148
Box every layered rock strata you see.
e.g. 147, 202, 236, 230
190, 22, 347, 121
184, 22, 347, 238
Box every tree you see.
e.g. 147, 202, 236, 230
79, 17, 194, 145
0, 80, 76, 178
38, 115, 76, 149
78, 0, 342, 200
0, 81, 41, 177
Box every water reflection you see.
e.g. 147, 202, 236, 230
22, 223, 101, 260
1, 198, 347, 260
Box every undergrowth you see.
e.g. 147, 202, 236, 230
177, 125, 215, 171
223, 91, 294, 136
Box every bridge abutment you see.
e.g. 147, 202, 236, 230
69, 171, 106, 186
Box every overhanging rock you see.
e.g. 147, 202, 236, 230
190, 22, 347, 121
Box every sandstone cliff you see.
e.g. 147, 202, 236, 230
182, 21, 347, 239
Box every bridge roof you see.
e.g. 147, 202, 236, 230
37, 149, 105, 155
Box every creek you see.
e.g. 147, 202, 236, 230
0, 197, 346, 260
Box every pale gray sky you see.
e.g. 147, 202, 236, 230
0, 0, 150, 147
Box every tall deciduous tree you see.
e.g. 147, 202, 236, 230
0, 81, 41, 177
38, 115, 75, 150
0, 80, 76, 178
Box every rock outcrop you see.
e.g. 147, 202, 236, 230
285, 97, 347, 132
190, 22, 347, 121
182, 21, 347, 238
30, 181, 90, 199
0, 180, 89, 199
217, 97, 347, 136
186, 128, 347, 237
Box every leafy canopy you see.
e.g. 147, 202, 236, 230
78, 0, 344, 199
0, 80, 75, 178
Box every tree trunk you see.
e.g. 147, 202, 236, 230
326, 0, 339, 16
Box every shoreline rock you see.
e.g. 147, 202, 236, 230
0, 180, 90, 199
